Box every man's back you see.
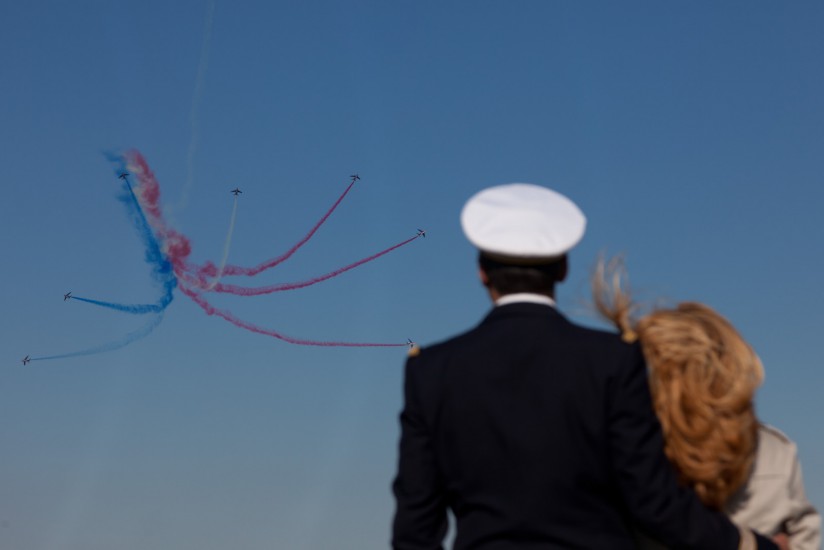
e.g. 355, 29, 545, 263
393, 302, 739, 549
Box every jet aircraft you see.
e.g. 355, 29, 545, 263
22, 356, 30, 365
64, 291, 72, 301
350, 174, 360, 182
231, 188, 242, 196
417, 229, 426, 238
407, 339, 415, 348
118, 172, 129, 180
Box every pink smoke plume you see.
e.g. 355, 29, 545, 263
125, 150, 193, 273
188, 178, 357, 278
123, 149, 415, 348
193, 234, 421, 296
178, 283, 406, 347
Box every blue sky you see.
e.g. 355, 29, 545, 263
1, 1, 822, 548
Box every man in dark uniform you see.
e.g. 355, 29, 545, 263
391, 183, 778, 549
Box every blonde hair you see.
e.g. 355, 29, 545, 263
593, 257, 763, 509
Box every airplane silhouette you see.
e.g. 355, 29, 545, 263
118, 172, 129, 180
407, 339, 415, 348
64, 291, 72, 301
350, 174, 360, 182
231, 188, 242, 196
417, 229, 426, 238
22, 355, 30, 366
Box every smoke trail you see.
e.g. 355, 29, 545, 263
211, 234, 421, 296
201, 194, 238, 290
105, 151, 177, 278
191, 178, 357, 278
29, 313, 165, 362
71, 154, 178, 315
40, 153, 178, 361
178, 0, 217, 210
125, 150, 193, 273
28, 150, 418, 360
70, 296, 169, 314
179, 284, 406, 347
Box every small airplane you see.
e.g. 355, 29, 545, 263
350, 174, 360, 182
231, 188, 242, 196
416, 229, 426, 238
118, 172, 129, 180
64, 291, 72, 301
22, 355, 30, 366
407, 339, 415, 348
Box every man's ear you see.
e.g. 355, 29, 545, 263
479, 267, 490, 287
558, 256, 569, 282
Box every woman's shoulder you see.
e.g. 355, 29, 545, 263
724, 424, 801, 535
733, 424, 822, 549
753, 424, 799, 474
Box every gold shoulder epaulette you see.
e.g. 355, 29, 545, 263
621, 329, 638, 343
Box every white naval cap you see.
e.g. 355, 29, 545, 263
460, 183, 586, 264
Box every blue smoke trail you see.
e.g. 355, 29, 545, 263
30, 313, 165, 362
111, 152, 176, 292
69, 296, 169, 314
70, 153, 177, 314
26, 154, 178, 363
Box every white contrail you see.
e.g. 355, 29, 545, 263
178, 0, 217, 210
203, 194, 238, 290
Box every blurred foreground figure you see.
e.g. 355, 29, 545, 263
593, 258, 820, 550
391, 183, 779, 550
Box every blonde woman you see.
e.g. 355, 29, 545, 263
592, 258, 820, 550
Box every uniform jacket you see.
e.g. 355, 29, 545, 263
392, 302, 776, 550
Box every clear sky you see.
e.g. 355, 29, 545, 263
1, 1, 822, 548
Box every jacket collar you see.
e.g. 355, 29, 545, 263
494, 293, 556, 308
482, 301, 565, 325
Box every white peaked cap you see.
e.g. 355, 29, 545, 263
461, 183, 586, 263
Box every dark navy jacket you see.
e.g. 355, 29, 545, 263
392, 303, 774, 550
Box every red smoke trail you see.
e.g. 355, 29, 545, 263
121, 150, 414, 348
126, 150, 193, 272
178, 283, 407, 348
190, 178, 357, 278
209, 234, 421, 296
